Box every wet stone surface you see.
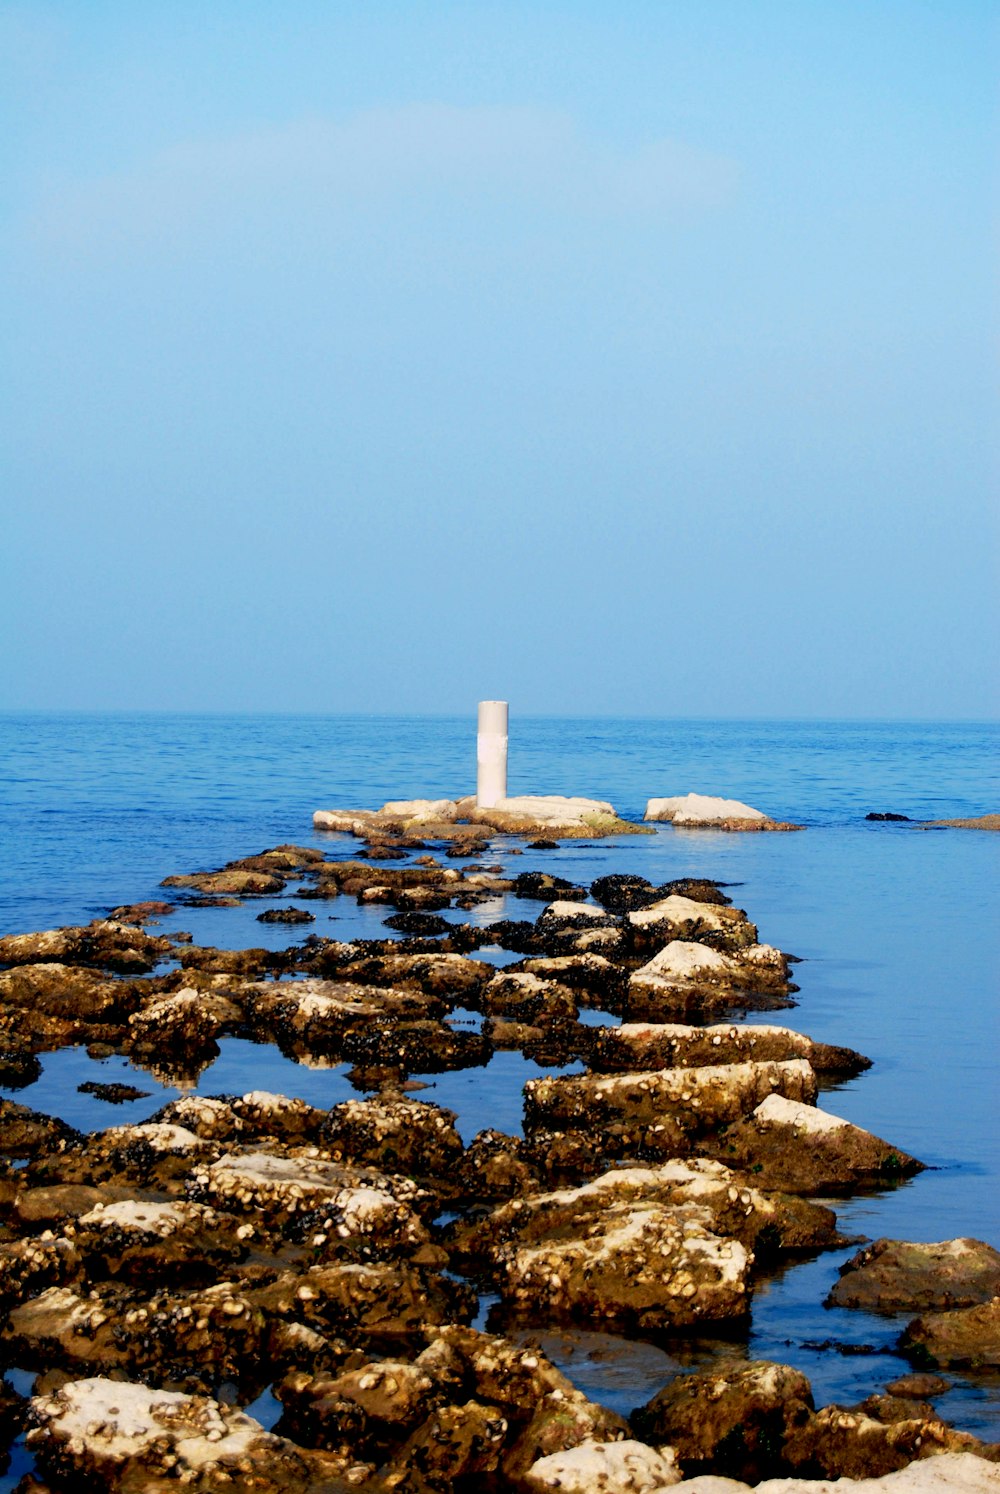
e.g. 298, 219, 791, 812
0, 843, 996, 1490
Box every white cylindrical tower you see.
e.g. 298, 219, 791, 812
476, 700, 509, 808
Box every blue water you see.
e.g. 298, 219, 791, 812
1, 713, 998, 1449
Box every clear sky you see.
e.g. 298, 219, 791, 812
2, 1, 996, 718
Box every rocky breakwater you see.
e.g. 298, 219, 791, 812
0, 841, 998, 1490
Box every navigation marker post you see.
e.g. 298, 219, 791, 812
476, 700, 508, 809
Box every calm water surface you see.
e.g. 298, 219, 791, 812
0, 713, 997, 1464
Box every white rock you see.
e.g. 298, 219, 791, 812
676, 1450, 1000, 1491
525, 1436, 681, 1491
469, 794, 619, 828
628, 897, 731, 931
752, 1093, 853, 1135
379, 798, 459, 822
637, 941, 733, 979
644, 793, 769, 824
312, 808, 378, 831
542, 900, 609, 920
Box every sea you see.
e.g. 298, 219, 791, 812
1, 712, 998, 1472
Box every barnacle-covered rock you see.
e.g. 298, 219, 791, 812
523, 1059, 817, 1162
26, 1376, 355, 1492
627, 941, 794, 1019
632, 1358, 815, 1482
320, 1096, 463, 1182
522, 1437, 681, 1492
65, 1196, 245, 1286
626, 894, 758, 955
588, 1020, 870, 1076
782, 1403, 999, 1479
709, 1094, 924, 1194
0, 1235, 81, 1310
0, 921, 172, 972
448, 1159, 841, 1275
186, 1149, 433, 1259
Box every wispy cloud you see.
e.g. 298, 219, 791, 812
19, 104, 738, 257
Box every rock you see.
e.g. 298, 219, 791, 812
65, 1197, 245, 1286
674, 1454, 1000, 1489
320, 1096, 464, 1181
108, 900, 176, 923
0, 1236, 81, 1311
524, 1060, 817, 1161
313, 807, 381, 833
828, 1239, 1000, 1312
900, 1297, 1000, 1369
256, 906, 315, 924
632, 1359, 815, 1482
460, 794, 651, 838
626, 896, 758, 955
885, 1374, 952, 1399
0, 922, 172, 973
77, 1081, 151, 1103
36, 1122, 211, 1190
384, 912, 451, 936
867, 813, 913, 822
0, 1100, 83, 1159
628, 943, 793, 1021
449, 1159, 840, 1280
384, 1398, 510, 1487
524, 1437, 681, 1491
380, 798, 460, 824
480, 971, 578, 1026
782, 1403, 998, 1479
513, 953, 626, 1005
708, 1094, 924, 1194
512, 871, 588, 903
449, 1163, 756, 1331
162, 869, 286, 895
416, 1327, 630, 1484
921, 815, 1000, 831
250, 1259, 475, 1340
0, 963, 140, 1022
330, 951, 491, 999
187, 1150, 431, 1259
26, 1376, 352, 1492
588, 1021, 869, 1077
644, 793, 803, 831
456, 1130, 541, 1200
125, 988, 241, 1068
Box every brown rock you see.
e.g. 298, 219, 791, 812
632, 1358, 814, 1482
829, 1239, 1000, 1312
901, 1297, 1000, 1369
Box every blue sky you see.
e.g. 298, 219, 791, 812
2, 1, 996, 717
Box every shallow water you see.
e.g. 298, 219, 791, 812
1, 713, 998, 1457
